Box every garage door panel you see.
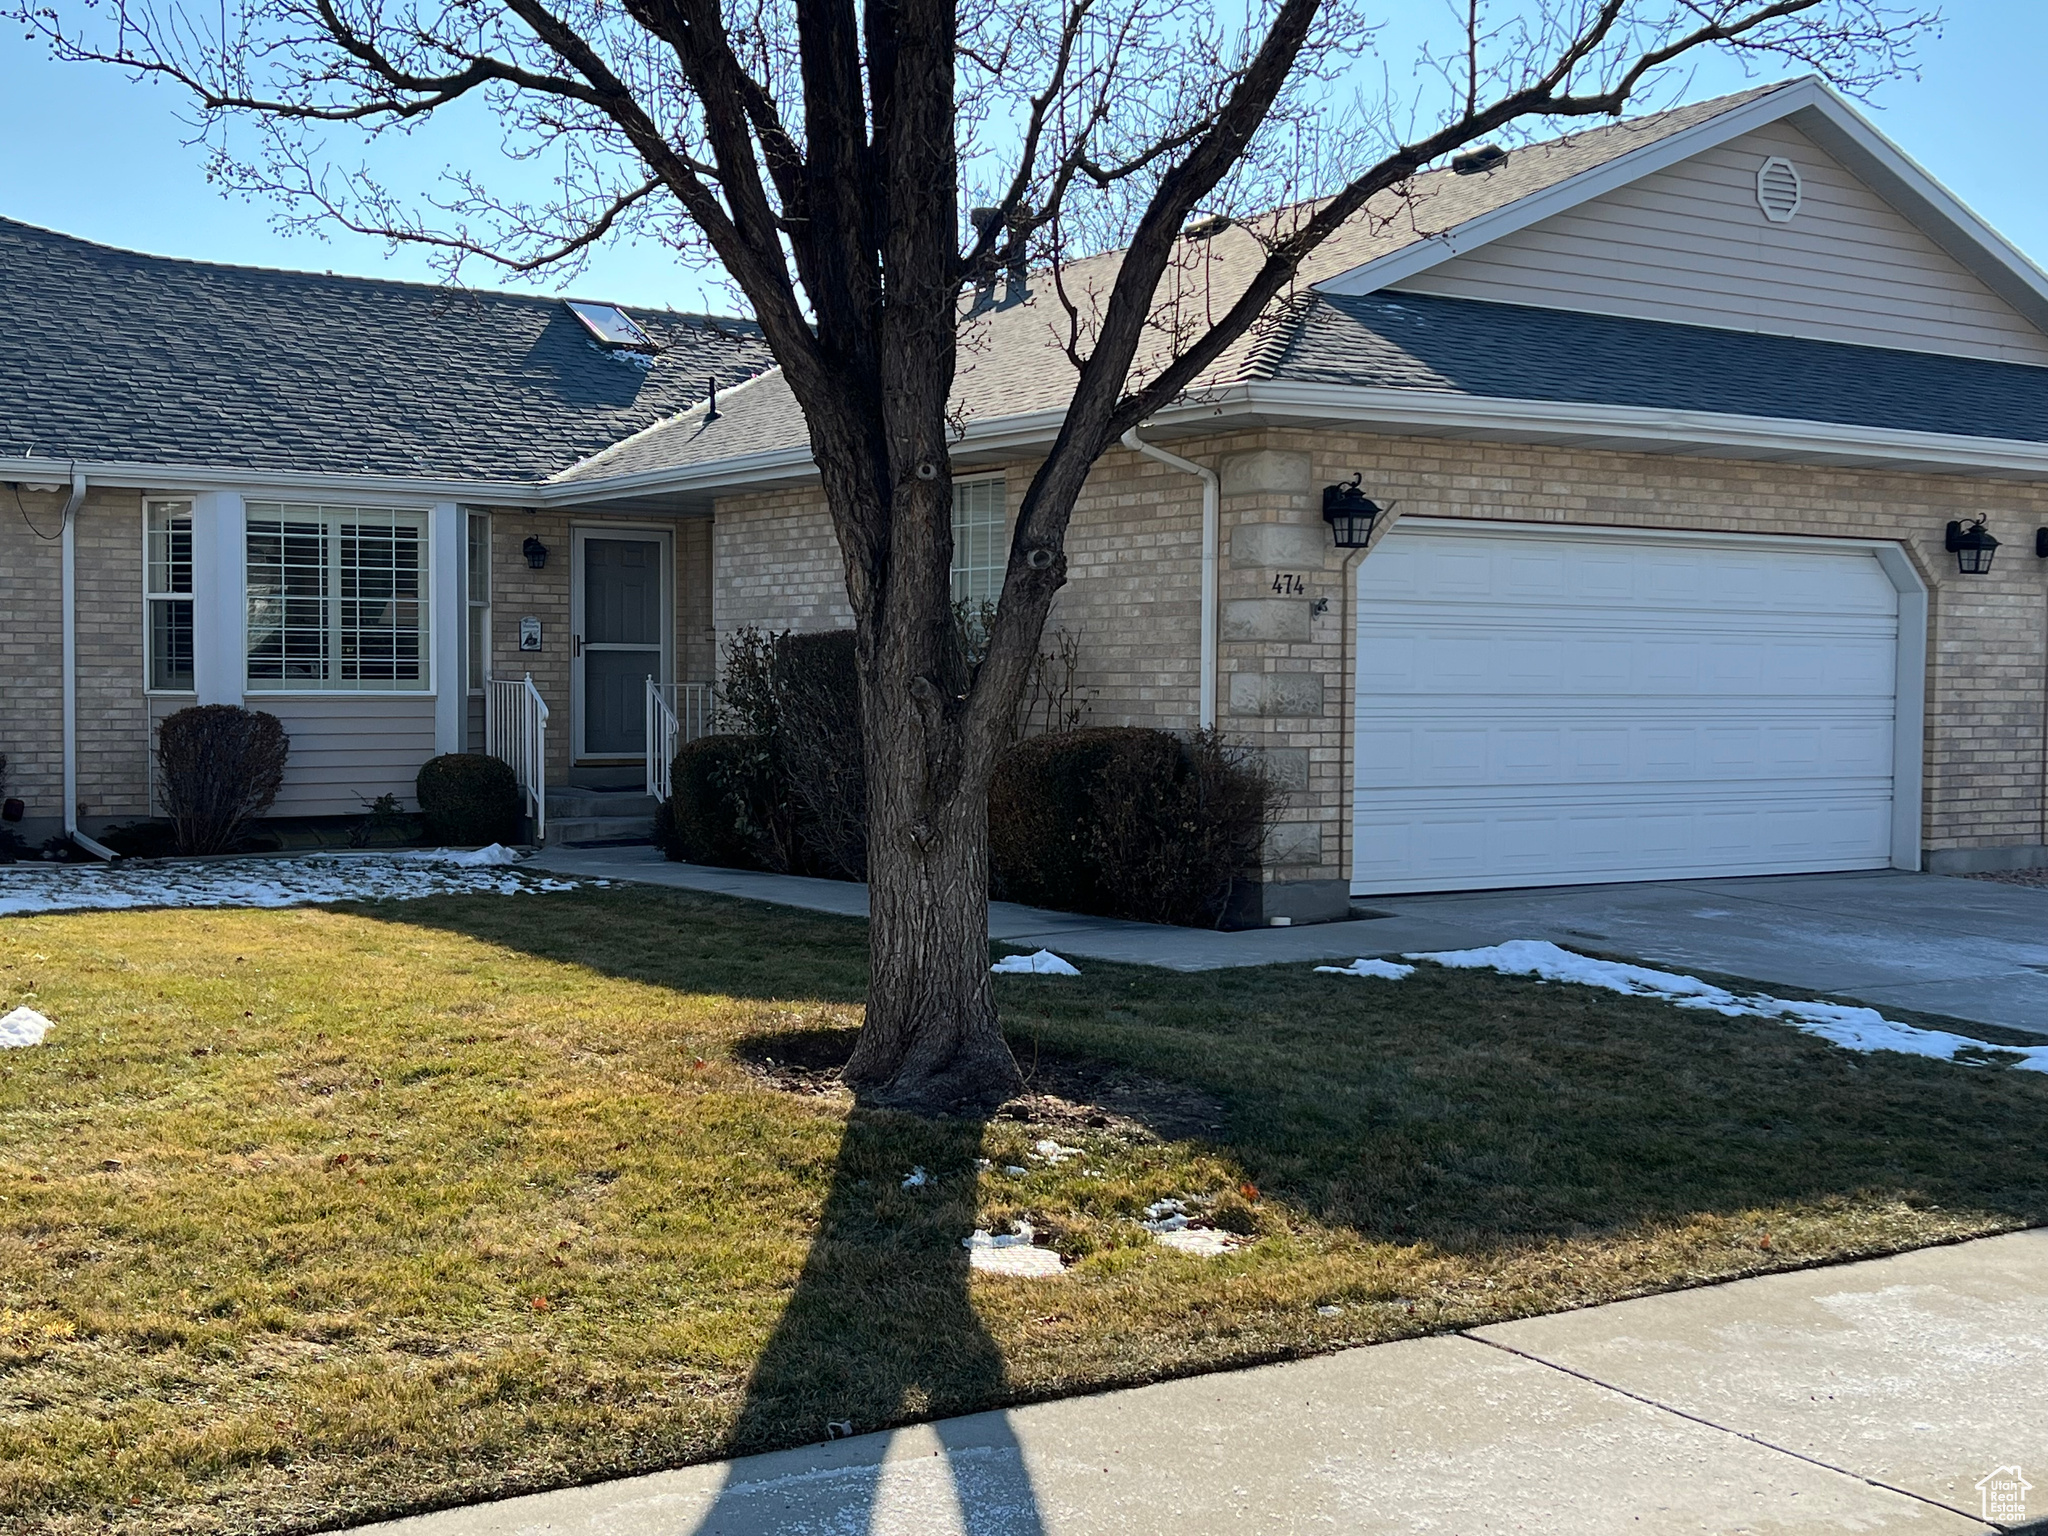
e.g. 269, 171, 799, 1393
1354, 527, 1900, 894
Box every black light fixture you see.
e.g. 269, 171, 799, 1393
2036, 527, 2048, 558
522, 535, 550, 570
1945, 517, 1999, 575
1323, 474, 1389, 549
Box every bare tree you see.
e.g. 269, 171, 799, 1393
14, 0, 1928, 1106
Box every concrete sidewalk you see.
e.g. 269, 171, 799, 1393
359, 1228, 2047, 1534
529, 848, 2048, 1034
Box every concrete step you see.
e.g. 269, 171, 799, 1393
546, 789, 658, 820
546, 814, 655, 847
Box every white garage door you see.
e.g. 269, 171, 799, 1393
1353, 523, 1902, 894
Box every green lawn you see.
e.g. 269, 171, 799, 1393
2, 886, 2043, 1533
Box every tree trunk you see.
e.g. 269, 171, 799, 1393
840, 665, 1022, 1111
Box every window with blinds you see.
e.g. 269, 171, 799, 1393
950, 475, 1007, 608
245, 503, 430, 691
144, 499, 195, 691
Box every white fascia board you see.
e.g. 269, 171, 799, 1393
543, 404, 1087, 505
1241, 379, 2048, 479
1313, 79, 2048, 339
0, 457, 545, 505
1314, 78, 1828, 297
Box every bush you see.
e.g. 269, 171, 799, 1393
990, 726, 1273, 927
415, 754, 523, 846
717, 627, 866, 880
653, 735, 770, 869
156, 705, 290, 856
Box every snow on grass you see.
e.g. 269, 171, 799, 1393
0, 851, 585, 918
962, 1221, 1065, 1277
0, 1007, 52, 1048
1314, 957, 1415, 980
1391, 939, 2048, 1074
991, 949, 1081, 975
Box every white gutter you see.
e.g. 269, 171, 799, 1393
57, 465, 118, 861
0, 457, 543, 505
1121, 429, 1218, 729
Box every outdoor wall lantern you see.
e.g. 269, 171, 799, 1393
522, 535, 550, 570
1323, 474, 1390, 549
2036, 527, 2048, 558
1945, 518, 1999, 575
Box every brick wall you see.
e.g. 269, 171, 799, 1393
710, 426, 2048, 898
0, 487, 150, 834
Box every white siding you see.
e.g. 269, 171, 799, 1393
249, 696, 439, 816
1396, 121, 2048, 366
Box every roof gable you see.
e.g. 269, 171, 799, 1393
1315, 78, 2048, 356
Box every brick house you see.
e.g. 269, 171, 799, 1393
5, 76, 2047, 917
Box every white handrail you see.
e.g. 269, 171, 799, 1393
486, 672, 550, 842
646, 677, 678, 801
644, 681, 716, 801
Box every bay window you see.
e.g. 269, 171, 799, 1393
246, 503, 430, 691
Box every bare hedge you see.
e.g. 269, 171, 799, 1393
155, 705, 289, 855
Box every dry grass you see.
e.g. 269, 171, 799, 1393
1, 885, 2044, 1533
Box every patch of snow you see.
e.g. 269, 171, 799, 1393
1154, 1228, 1243, 1257
902, 1167, 930, 1189
0, 1006, 52, 1048
1003, 1165, 1028, 1177
1031, 1138, 1083, 1165
1402, 939, 2048, 1074
991, 949, 1081, 976
0, 853, 583, 918
1314, 957, 1416, 980
1317, 1304, 1344, 1317
400, 843, 524, 867
964, 1221, 1064, 1277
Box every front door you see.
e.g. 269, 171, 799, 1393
571, 527, 670, 760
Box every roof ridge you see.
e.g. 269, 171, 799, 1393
0, 212, 759, 328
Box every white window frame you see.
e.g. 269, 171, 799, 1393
243, 501, 434, 695
143, 496, 196, 694
466, 510, 492, 694
950, 474, 1007, 610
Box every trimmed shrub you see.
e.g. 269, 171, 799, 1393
157, 705, 290, 855
653, 735, 770, 869
718, 627, 866, 880
416, 754, 524, 846
990, 726, 1273, 927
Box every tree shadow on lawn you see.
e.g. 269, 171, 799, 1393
679, 1099, 1050, 1536
378, 883, 2048, 1251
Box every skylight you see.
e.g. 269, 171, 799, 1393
566, 300, 656, 352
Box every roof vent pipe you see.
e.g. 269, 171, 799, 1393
59, 464, 118, 861
1451, 144, 1509, 175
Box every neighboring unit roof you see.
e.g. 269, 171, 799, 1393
0, 217, 774, 481
1260, 290, 2048, 442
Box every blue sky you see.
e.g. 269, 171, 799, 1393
2, 4, 2043, 316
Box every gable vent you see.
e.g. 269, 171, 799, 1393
1755, 156, 1802, 223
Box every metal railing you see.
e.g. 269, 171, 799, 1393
486, 672, 550, 842
646, 680, 716, 800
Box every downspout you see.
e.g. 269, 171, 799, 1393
1121, 429, 1218, 729
59, 465, 118, 861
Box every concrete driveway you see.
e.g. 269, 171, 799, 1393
1363, 870, 2048, 1038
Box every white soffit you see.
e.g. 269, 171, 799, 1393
1314, 78, 2048, 340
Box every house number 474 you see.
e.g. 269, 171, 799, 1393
1271, 573, 1308, 596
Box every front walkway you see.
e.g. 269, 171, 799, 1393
359, 1228, 2046, 1534
526, 848, 2048, 1035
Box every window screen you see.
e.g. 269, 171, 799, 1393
246, 503, 429, 691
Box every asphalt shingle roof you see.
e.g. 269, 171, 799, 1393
0, 217, 774, 481
1266, 290, 2048, 441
